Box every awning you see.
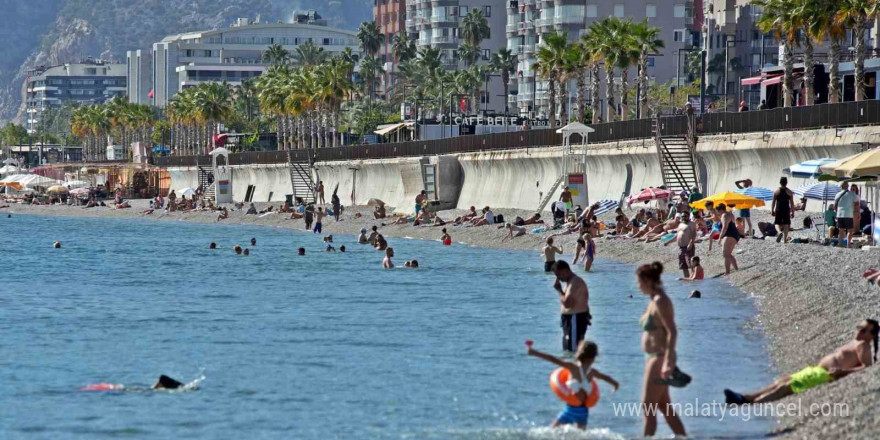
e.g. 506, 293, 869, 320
741, 76, 763, 86
374, 122, 413, 136
762, 72, 801, 86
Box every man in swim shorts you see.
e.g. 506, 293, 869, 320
560, 187, 573, 214
542, 237, 563, 272
665, 212, 696, 278
724, 319, 878, 404
552, 260, 591, 352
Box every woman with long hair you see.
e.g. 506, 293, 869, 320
715, 203, 741, 275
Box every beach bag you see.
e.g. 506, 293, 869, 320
495, 214, 504, 224
803, 216, 813, 229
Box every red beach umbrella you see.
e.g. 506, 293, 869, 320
628, 187, 672, 204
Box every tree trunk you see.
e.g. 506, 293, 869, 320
576, 72, 586, 123
803, 38, 815, 105
558, 76, 568, 124
782, 40, 794, 107
619, 68, 629, 121
854, 19, 866, 101
333, 105, 340, 148
502, 74, 510, 116
605, 65, 616, 122
638, 52, 648, 118
590, 64, 601, 124
548, 74, 557, 128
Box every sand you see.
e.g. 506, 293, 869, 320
3, 199, 878, 439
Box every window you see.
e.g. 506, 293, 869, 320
482, 49, 490, 60
323, 38, 331, 45
203, 50, 212, 57
85, 68, 97, 75
586, 4, 597, 17
614, 4, 624, 17
647, 56, 655, 67
674, 4, 686, 18
459, 6, 468, 16
646, 4, 656, 18
484, 5, 491, 17
673, 29, 685, 42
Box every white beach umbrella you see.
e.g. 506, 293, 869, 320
179, 187, 197, 196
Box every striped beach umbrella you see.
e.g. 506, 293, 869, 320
628, 187, 672, 204
734, 186, 774, 201
786, 158, 838, 179
592, 199, 619, 216
792, 182, 839, 201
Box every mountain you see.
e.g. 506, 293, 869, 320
0, 0, 371, 124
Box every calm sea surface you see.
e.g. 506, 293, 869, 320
0, 214, 775, 439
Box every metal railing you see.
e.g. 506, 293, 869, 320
153, 101, 880, 167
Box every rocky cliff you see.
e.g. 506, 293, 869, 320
0, 0, 370, 124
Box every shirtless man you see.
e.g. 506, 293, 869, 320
382, 247, 395, 268
552, 260, 591, 352
522, 213, 543, 225
313, 207, 325, 234
317, 181, 325, 205
665, 212, 696, 278
216, 207, 229, 222
454, 206, 478, 224
631, 212, 659, 239
368, 226, 380, 245
641, 216, 681, 243
560, 187, 573, 213
724, 319, 878, 404
542, 237, 563, 272
373, 203, 386, 219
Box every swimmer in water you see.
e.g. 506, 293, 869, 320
358, 228, 369, 244
527, 340, 619, 430
234, 245, 242, 255
339, 245, 346, 253
153, 375, 184, 389
297, 247, 306, 256
441, 228, 451, 243
383, 247, 395, 269
209, 242, 217, 249
542, 237, 563, 272
583, 234, 596, 272
82, 375, 186, 392
250, 238, 256, 246
243, 249, 250, 256
326, 244, 336, 252
53, 241, 61, 248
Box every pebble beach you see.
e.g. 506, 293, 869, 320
4, 199, 878, 439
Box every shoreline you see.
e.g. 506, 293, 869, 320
4, 200, 878, 439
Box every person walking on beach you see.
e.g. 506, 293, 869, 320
415, 190, 427, 216
724, 319, 878, 405
772, 177, 795, 243
835, 182, 859, 248
553, 261, 591, 352
331, 190, 342, 222
304, 205, 314, 231
560, 187, 573, 214
317, 181, 325, 205
636, 262, 687, 437
734, 179, 755, 236
542, 237, 563, 272
665, 211, 696, 278
313, 206, 324, 234
716, 203, 741, 275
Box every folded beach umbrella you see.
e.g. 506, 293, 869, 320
689, 192, 765, 210
592, 199, 619, 216
47, 185, 69, 194
628, 187, 672, 204
786, 158, 837, 179
792, 182, 839, 201
179, 187, 197, 196
734, 186, 774, 201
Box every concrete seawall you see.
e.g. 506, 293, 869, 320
168, 126, 879, 210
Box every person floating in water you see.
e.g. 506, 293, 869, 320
724, 319, 878, 405
527, 340, 619, 430
81, 375, 186, 392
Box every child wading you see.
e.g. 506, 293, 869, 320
527, 340, 619, 429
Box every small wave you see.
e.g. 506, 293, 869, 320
423, 426, 626, 440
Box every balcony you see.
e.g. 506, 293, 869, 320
517, 44, 535, 55
508, 94, 518, 104
432, 35, 457, 45
523, 0, 536, 6
554, 15, 583, 26
405, 18, 416, 28
431, 15, 456, 25
536, 18, 554, 29
441, 62, 459, 70
506, 23, 518, 34
517, 93, 534, 103
418, 38, 431, 46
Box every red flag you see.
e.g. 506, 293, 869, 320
147, 89, 154, 99
459, 97, 467, 112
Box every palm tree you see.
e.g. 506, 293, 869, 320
580, 27, 604, 123
490, 49, 517, 116
193, 82, 233, 152
318, 59, 354, 147
460, 9, 490, 48
417, 47, 443, 77
593, 18, 620, 121
533, 31, 568, 127
357, 21, 384, 57
262, 43, 291, 66
756, 0, 798, 107
457, 42, 480, 68
392, 30, 415, 63
610, 20, 637, 121
359, 55, 385, 102
837, 0, 879, 101
295, 41, 328, 66
811, 0, 847, 103
631, 20, 665, 118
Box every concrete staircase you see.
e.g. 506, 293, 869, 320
197, 166, 215, 201
654, 116, 699, 194
536, 174, 565, 213
287, 151, 316, 204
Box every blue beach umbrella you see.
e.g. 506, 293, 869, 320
786, 158, 837, 179
734, 186, 774, 201
792, 182, 839, 201
592, 199, 619, 216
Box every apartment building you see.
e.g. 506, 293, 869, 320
374, 0, 407, 99
25, 59, 126, 133
129, 14, 360, 107
405, 0, 508, 113
508, 0, 699, 119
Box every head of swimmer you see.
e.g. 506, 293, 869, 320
250, 238, 256, 246
297, 247, 306, 256
575, 340, 598, 367
234, 245, 242, 254
636, 261, 664, 294
385, 247, 394, 258
209, 242, 217, 249
551, 260, 573, 282
152, 375, 183, 390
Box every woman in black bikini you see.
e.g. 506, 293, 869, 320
715, 203, 741, 275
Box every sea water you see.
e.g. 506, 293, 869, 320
0, 215, 775, 439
